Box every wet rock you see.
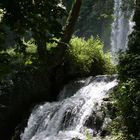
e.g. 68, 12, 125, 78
84, 111, 105, 134
103, 97, 110, 101
99, 129, 111, 137
71, 138, 81, 140
61, 108, 75, 130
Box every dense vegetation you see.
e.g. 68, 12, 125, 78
113, 1, 140, 139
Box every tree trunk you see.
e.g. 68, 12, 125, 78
61, 0, 83, 44
47, 0, 83, 69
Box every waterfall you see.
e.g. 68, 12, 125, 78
21, 75, 118, 140
111, 0, 135, 56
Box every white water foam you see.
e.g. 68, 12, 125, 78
21, 75, 118, 140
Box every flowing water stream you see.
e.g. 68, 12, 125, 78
111, 0, 135, 56
21, 75, 117, 140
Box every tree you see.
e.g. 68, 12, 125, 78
0, 0, 66, 60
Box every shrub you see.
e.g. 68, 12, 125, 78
66, 36, 115, 77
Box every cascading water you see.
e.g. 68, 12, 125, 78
111, 0, 135, 55
21, 75, 118, 140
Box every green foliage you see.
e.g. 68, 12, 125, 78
0, 53, 12, 78
1, 34, 115, 80
29, 36, 115, 77
67, 36, 115, 76
85, 129, 92, 140
0, 0, 65, 37
0, 38, 37, 79
112, 132, 126, 140
69, 36, 98, 73
0, 0, 67, 63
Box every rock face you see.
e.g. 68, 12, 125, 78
84, 96, 117, 138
